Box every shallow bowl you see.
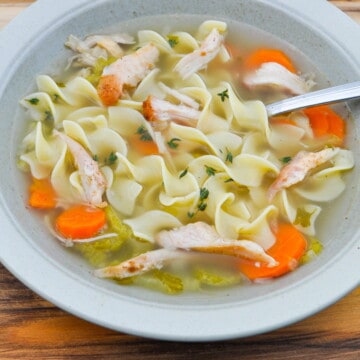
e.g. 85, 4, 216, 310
0, 0, 359, 341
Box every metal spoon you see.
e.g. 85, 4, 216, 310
265, 81, 360, 117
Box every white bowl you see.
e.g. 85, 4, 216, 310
0, 0, 359, 341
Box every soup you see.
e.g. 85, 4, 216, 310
17, 20, 354, 294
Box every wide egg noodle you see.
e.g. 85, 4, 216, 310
201, 173, 248, 239
20, 91, 57, 123
135, 155, 199, 198
105, 173, 143, 216
236, 205, 278, 250
76, 114, 108, 131
62, 77, 102, 107
50, 145, 84, 205
166, 31, 199, 54
108, 106, 148, 137
293, 149, 354, 202
229, 154, 278, 187
66, 106, 107, 121
20, 122, 65, 179
268, 123, 306, 153
20, 151, 52, 179
123, 210, 182, 242
221, 81, 270, 136
279, 191, 321, 236
137, 30, 174, 54
132, 68, 163, 101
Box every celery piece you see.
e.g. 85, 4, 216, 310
86, 56, 117, 86
132, 270, 183, 295
74, 235, 126, 267
300, 237, 323, 265
105, 205, 133, 243
153, 269, 184, 294
195, 268, 241, 287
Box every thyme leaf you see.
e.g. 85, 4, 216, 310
205, 165, 217, 176
27, 98, 39, 105
179, 168, 188, 179
105, 152, 118, 165
167, 35, 179, 48
136, 125, 153, 141
225, 148, 233, 163
217, 89, 229, 102
167, 138, 181, 149
199, 187, 209, 200
280, 156, 292, 164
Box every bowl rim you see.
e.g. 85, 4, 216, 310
0, 0, 359, 341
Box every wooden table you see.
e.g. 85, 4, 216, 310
1, 1, 359, 358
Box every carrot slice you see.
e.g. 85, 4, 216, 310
29, 178, 57, 209
244, 48, 296, 73
238, 223, 307, 280
55, 205, 106, 239
303, 105, 345, 143
131, 135, 159, 155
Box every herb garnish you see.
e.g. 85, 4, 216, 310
167, 35, 179, 48
92, 154, 99, 162
179, 168, 188, 179
167, 138, 181, 149
280, 156, 292, 164
199, 187, 209, 200
197, 202, 207, 211
217, 89, 229, 102
44, 110, 54, 122
105, 152, 118, 165
136, 125, 153, 141
224, 177, 234, 183
225, 148, 233, 163
187, 187, 209, 218
205, 165, 217, 176
27, 98, 39, 105
197, 187, 209, 212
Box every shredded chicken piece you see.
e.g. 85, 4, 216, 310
65, 34, 134, 68
143, 95, 200, 127
93, 249, 184, 279
97, 43, 159, 106
54, 130, 107, 208
174, 28, 224, 79
243, 62, 314, 95
84, 34, 134, 57
268, 147, 339, 201
156, 222, 277, 267
159, 82, 200, 109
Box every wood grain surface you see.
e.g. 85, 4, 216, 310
1, 1, 360, 359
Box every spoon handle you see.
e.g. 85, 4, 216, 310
266, 81, 360, 117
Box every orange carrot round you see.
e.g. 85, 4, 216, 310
244, 48, 296, 73
29, 178, 57, 209
303, 105, 345, 144
55, 205, 106, 239
238, 223, 307, 280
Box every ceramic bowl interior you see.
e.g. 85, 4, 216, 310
0, 0, 359, 341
